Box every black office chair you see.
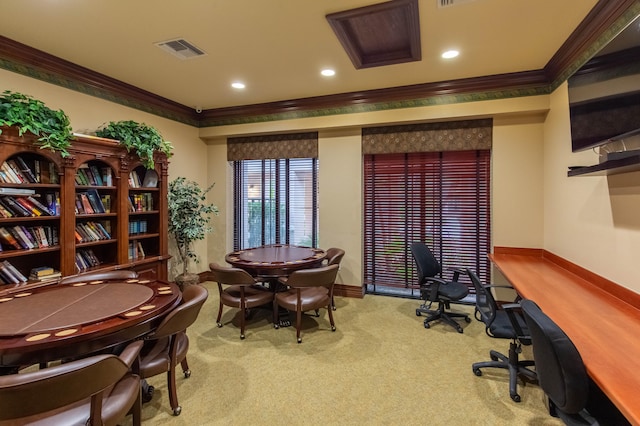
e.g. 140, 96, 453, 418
521, 299, 630, 425
468, 269, 536, 402
410, 242, 470, 333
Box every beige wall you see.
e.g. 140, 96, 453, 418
1, 69, 209, 280
203, 96, 551, 288
544, 82, 640, 293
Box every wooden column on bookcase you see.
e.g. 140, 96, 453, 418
157, 152, 169, 281
60, 156, 78, 276
117, 155, 132, 267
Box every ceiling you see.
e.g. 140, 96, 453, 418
0, 0, 604, 114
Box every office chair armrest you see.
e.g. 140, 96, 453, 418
446, 267, 467, 281
503, 303, 530, 341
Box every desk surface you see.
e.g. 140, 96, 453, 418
225, 244, 326, 277
490, 251, 640, 425
0, 279, 180, 368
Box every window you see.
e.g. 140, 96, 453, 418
362, 120, 492, 298
233, 158, 318, 250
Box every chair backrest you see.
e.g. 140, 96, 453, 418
467, 269, 498, 327
0, 348, 137, 421
149, 284, 209, 340
285, 264, 339, 289
59, 270, 139, 285
409, 242, 441, 284
209, 262, 256, 286
325, 248, 345, 266
520, 299, 589, 415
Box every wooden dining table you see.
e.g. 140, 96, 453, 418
0, 278, 181, 373
225, 244, 326, 279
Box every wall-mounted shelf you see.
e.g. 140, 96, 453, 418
568, 154, 640, 177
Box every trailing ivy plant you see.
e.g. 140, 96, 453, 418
0, 90, 73, 157
95, 120, 173, 169
168, 177, 219, 278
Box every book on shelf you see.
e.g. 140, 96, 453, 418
0, 227, 22, 250
0, 196, 32, 217
85, 189, 106, 213
0, 187, 36, 196
30, 265, 54, 277
1, 260, 28, 283
26, 196, 54, 216
14, 197, 42, 216
14, 156, 38, 183
5, 160, 26, 183
29, 271, 62, 281
102, 167, 113, 186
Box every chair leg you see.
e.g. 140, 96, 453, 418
216, 300, 224, 327
327, 304, 336, 332
167, 363, 181, 416
296, 307, 302, 343
180, 357, 191, 378
132, 381, 142, 426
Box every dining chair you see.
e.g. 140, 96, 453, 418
139, 284, 208, 416
58, 269, 139, 285
323, 247, 345, 310
0, 340, 143, 426
209, 262, 275, 339
274, 264, 339, 343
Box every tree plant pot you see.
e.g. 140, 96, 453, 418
175, 273, 200, 291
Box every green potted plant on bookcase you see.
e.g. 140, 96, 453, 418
0, 90, 73, 157
95, 120, 173, 169
168, 177, 218, 289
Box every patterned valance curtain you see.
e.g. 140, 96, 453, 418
362, 119, 492, 154
227, 132, 318, 161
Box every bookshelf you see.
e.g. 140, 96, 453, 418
0, 126, 169, 293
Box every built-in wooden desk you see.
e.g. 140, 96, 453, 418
490, 247, 640, 425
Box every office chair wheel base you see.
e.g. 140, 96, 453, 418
416, 309, 421, 316
464, 316, 471, 323
510, 394, 521, 403
473, 367, 482, 376
456, 325, 463, 333
184, 369, 191, 378
423, 322, 430, 329
173, 406, 182, 416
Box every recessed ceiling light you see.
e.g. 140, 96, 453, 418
231, 82, 245, 89
321, 69, 336, 77
442, 50, 459, 59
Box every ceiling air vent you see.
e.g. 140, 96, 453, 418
155, 38, 206, 60
438, 0, 477, 7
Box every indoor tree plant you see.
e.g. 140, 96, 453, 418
95, 120, 173, 169
0, 90, 74, 157
168, 177, 218, 288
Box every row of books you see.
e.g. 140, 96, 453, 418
75, 249, 101, 272
0, 157, 59, 185
76, 164, 113, 187
128, 193, 154, 212
75, 190, 108, 214
0, 194, 56, 218
0, 260, 28, 284
75, 221, 112, 243
129, 219, 148, 235
128, 241, 146, 260
0, 225, 58, 250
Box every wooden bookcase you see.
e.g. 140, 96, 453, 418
0, 126, 169, 292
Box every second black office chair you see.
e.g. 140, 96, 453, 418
468, 269, 536, 402
410, 242, 470, 333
